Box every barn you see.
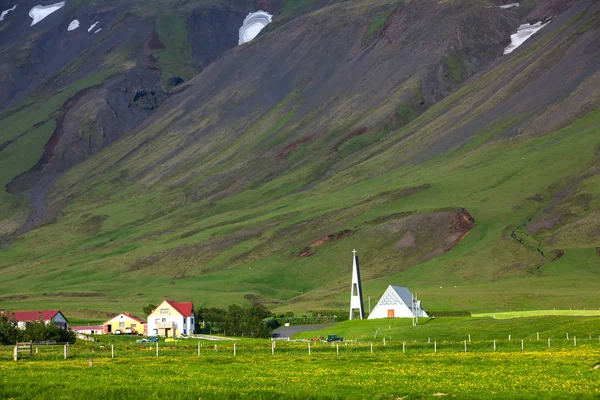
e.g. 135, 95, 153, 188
368, 285, 428, 319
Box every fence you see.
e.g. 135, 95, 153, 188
1, 334, 599, 362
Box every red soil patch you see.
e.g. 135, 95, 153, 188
447, 209, 476, 247
278, 133, 317, 159
329, 126, 368, 154
297, 229, 353, 258
396, 231, 416, 248
147, 30, 165, 50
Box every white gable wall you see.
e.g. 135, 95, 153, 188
368, 285, 428, 319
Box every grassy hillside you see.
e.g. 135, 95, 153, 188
0, 0, 599, 317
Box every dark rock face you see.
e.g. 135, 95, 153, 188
8, 68, 165, 194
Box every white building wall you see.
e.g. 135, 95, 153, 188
368, 303, 415, 319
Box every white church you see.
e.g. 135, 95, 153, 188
349, 250, 427, 320
368, 285, 428, 319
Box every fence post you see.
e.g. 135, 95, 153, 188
234, 343, 236, 357
308, 342, 311, 355
509, 334, 511, 341
13, 345, 17, 361
537, 332, 539, 341
574, 336, 576, 347
64, 344, 68, 360
566, 333, 569, 340
383, 337, 386, 346
493, 340, 496, 351
521, 339, 524, 351
336, 343, 339, 356
464, 340, 467, 352
370, 343, 373, 354
156, 341, 159, 357
35, 347, 38, 355
428, 337, 430, 344
468, 334, 471, 343
111, 344, 114, 359
271, 341, 274, 356
198, 342, 200, 357
29, 342, 32, 356
548, 338, 551, 348
403, 342, 405, 354
434, 341, 437, 354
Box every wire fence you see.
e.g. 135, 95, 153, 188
2, 335, 599, 362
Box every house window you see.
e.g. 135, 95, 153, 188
119, 322, 125, 328
131, 324, 136, 328
353, 283, 358, 296
160, 309, 169, 314
155, 318, 160, 324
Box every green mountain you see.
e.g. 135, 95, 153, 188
1, 0, 599, 317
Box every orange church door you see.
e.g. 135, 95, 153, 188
387, 309, 395, 318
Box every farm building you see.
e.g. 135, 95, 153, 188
368, 285, 428, 319
103, 312, 146, 334
71, 325, 103, 335
10, 310, 69, 329
147, 300, 195, 337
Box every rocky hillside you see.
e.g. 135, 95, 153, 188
0, 0, 599, 316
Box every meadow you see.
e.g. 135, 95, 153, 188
1, 316, 600, 399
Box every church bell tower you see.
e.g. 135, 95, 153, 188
349, 249, 365, 320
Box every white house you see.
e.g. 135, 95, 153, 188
368, 285, 428, 319
147, 300, 194, 337
11, 310, 69, 329
71, 325, 103, 335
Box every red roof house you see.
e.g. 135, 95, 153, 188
11, 310, 68, 330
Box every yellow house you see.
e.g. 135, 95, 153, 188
147, 300, 194, 337
103, 312, 146, 335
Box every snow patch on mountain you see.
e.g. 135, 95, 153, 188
0, 5, 17, 22
504, 21, 550, 55
239, 11, 272, 45
94, 28, 101, 34
499, 3, 519, 9
67, 19, 79, 31
88, 21, 98, 32
29, 2, 65, 26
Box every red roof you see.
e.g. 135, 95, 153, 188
123, 312, 146, 323
163, 300, 193, 317
12, 310, 64, 322
71, 325, 103, 331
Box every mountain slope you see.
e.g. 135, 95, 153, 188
1, 0, 599, 316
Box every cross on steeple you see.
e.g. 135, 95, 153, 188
352, 249, 357, 256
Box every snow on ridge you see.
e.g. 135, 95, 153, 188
88, 21, 98, 32
504, 21, 550, 55
0, 5, 17, 22
238, 11, 273, 45
500, 3, 520, 9
29, 2, 65, 26
94, 28, 101, 33
67, 18, 79, 31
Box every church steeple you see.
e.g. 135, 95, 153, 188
349, 249, 365, 320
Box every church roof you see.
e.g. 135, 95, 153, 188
389, 285, 414, 307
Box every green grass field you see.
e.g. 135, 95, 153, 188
1, 317, 600, 399
473, 310, 600, 319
